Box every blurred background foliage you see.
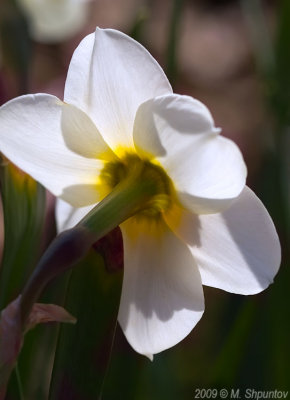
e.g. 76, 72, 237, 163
0, 0, 289, 399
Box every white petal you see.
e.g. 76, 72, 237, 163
118, 219, 204, 358
18, 0, 88, 43
134, 94, 247, 214
56, 199, 94, 232
61, 102, 116, 160
64, 28, 172, 150
165, 186, 281, 295
0, 94, 102, 206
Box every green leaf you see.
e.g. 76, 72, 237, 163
0, 160, 46, 398
165, 0, 184, 86
208, 298, 257, 386
0, 0, 31, 94
49, 248, 123, 399
0, 160, 46, 310
274, 0, 290, 125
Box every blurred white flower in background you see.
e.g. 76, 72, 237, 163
16, 0, 90, 43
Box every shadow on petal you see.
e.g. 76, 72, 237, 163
119, 221, 204, 324
60, 183, 101, 208
222, 186, 281, 290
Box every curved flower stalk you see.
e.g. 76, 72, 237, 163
16, 0, 90, 43
0, 28, 281, 360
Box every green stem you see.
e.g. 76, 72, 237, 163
240, 0, 275, 79
79, 169, 157, 234
166, 0, 184, 85
19, 174, 158, 328
15, 363, 24, 400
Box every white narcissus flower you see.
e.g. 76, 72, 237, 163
17, 0, 89, 43
0, 28, 281, 359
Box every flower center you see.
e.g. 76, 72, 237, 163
100, 153, 173, 219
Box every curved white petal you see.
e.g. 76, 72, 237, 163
119, 219, 204, 358
64, 28, 172, 150
18, 0, 89, 43
56, 199, 95, 232
134, 94, 247, 214
61, 102, 116, 160
0, 94, 102, 206
165, 186, 281, 295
